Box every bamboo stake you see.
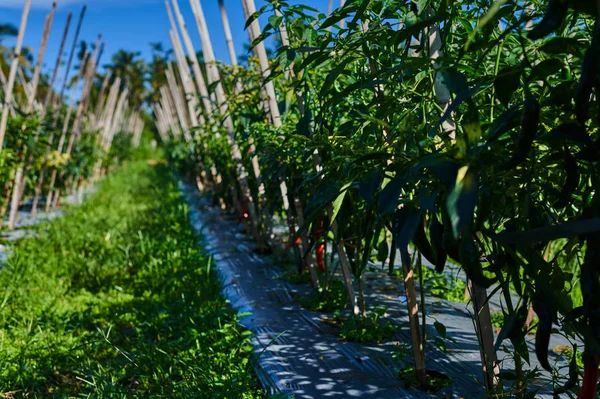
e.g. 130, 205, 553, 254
170, 0, 212, 118
327, 0, 334, 16
8, 4, 59, 227
58, 6, 87, 103
17, 66, 34, 106
166, 62, 191, 141
427, 8, 455, 139
399, 248, 427, 387
0, 0, 33, 152
46, 37, 100, 212
426, 6, 498, 392
65, 34, 102, 156
218, 0, 238, 67
92, 71, 111, 129
160, 86, 180, 136
241, 0, 281, 127
339, 0, 346, 29
27, 1, 57, 114
169, 29, 199, 130
0, 62, 7, 89
43, 12, 72, 110
217, 0, 272, 232
273, 7, 321, 287
192, 0, 263, 247
165, 2, 201, 129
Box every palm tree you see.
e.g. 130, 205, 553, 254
0, 23, 17, 45
105, 49, 148, 109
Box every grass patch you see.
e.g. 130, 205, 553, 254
297, 280, 347, 312
339, 307, 395, 343
391, 266, 467, 303
0, 161, 263, 398
277, 269, 312, 285
398, 367, 452, 393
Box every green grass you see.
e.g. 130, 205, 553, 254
0, 161, 263, 398
297, 280, 347, 312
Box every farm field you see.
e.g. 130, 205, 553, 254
0, 0, 599, 398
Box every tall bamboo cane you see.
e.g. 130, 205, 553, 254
273, 8, 323, 287
165, 61, 191, 141
27, 1, 57, 113
0, 0, 33, 152
426, 6, 498, 392
46, 35, 100, 211
190, 0, 263, 247
170, 0, 212, 118
165, 2, 200, 130
43, 13, 73, 110
57, 6, 87, 104
8, 3, 59, 229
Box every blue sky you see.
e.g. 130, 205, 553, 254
0, 0, 329, 74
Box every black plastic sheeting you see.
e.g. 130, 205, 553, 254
181, 181, 574, 399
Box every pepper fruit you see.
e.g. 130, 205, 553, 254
554, 149, 579, 209
506, 95, 540, 169
533, 298, 554, 372
528, 0, 569, 40
577, 352, 599, 399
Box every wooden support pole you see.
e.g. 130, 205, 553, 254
165, 62, 191, 141
170, 0, 213, 118
58, 6, 87, 102
0, 0, 32, 152
43, 12, 72, 110
192, 0, 264, 247
165, 1, 201, 129
27, 1, 57, 114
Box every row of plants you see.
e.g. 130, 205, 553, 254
0, 3, 150, 230
162, 0, 600, 397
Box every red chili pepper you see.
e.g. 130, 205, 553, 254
284, 236, 302, 250
316, 243, 325, 272
578, 354, 599, 399
241, 204, 248, 219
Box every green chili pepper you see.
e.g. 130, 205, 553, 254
533, 298, 554, 372
554, 149, 579, 209
429, 215, 447, 273
528, 0, 569, 40
506, 95, 539, 169
575, 44, 597, 125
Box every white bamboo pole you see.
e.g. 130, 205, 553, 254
165, 1, 201, 126
192, 0, 263, 245
93, 71, 112, 126
0, 0, 32, 152
241, 0, 281, 128
169, 29, 200, 130
27, 1, 57, 114
65, 34, 102, 154
427, 8, 455, 139
17, 66, 34, 106
45, 38, 100, 212
8, 2, 56, 227
170, 0, 213, 118
218, 0, 238, 67
327, 0, 334, 16
166, 62, 192, 141
160, 86, 179, 136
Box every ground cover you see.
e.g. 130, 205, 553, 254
0, 161, 263, 398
